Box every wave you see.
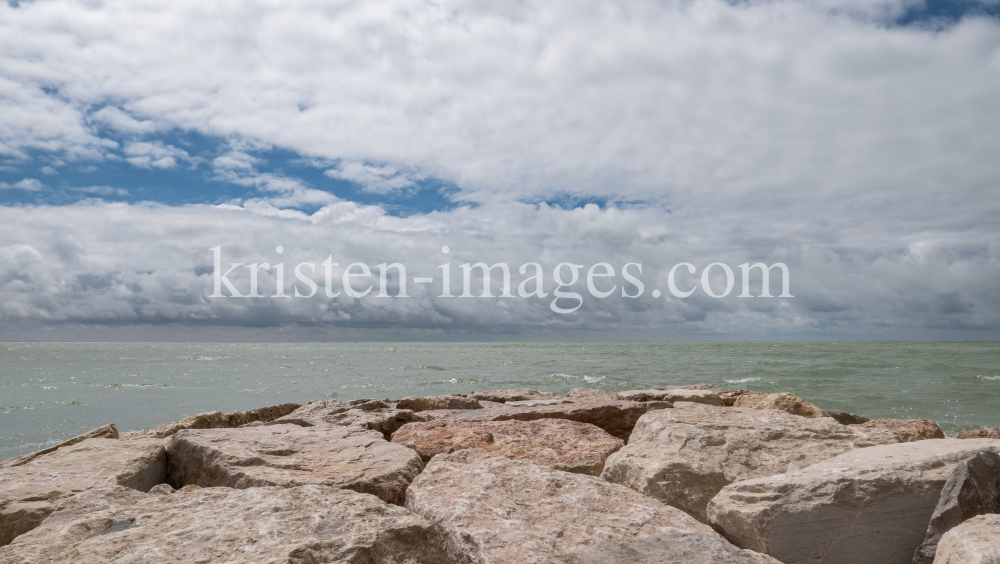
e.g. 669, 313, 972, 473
725, 377, 762, 384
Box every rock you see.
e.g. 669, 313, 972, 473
932, 514, 1000, 564
0, 484, 450, 564
568, 387, 620, 400
913, 450, 1000, 564
719, 389, 762, 406
621, 388, 726, 406
860, 419, 946, 442
120, 402, 300, 439
707, 438, 1000, 564
654, 384, 726, 393
506, 398, 576, 407
823, 409, 871, 425
166, 424, 424, 505
267, 399, 421, 438
219, 402, 301, 427
0, 438, 166, 547
397, 394, 482, 411
541, 533, 783, 564
419, 399, 671, 441
956, 428, 1000, 440
392, 418, 624, 475
470, 388, 563, 403
405, 448, 723, 564
601, 403, 900, 522
0, 424, 119, 469
732, 391, 825, 418
147, 484, 174, 495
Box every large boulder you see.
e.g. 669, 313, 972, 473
267, 398, 421, 438
913, 450, 1000, 564
392, 418, 624, 475
932, 514, 1000, 564
0, 424, 119, 469
859, 419, 946, 442
397, 394, 482, 411
0, 485, 450, 564
601, 402, 899, 522
418, 398, 671, 441
541, 533, 783, 564
120, 402, 301, 439
732, 392, 825, 418
707, 438, 1000, 564
567, 387, 620, 401
470, 388, 563, 402
166, 424, 423, 505
957, 428, 1000, 439
0, 438, 165, 547
405, 448, 723, 564
620, 388, 726, 406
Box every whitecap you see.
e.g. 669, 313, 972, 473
725, 377, 761, 384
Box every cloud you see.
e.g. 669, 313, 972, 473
123, 141, 196, 169
325, 161, 423, 195
0, 178, 46, 191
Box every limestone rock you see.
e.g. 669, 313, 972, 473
707, 438, 1000, 564
419, 398, 671, 441
732, 391, 825, 418
506, 398, 576, 407
541, 533, 783, 564
120, 402, 300, 439
470, 388, 563, 402
621, 388, 726, 406
0, 424, 119, 469
932, 514, 1000, 564
268, 398, 421, 438
166, 424, 423, 505
601, 403, 899, 522
0, 484, 450, 564
956, 428, 1000, 440
860, 418, 946, 442
913, 450, 1000, 564
0, 438, 165, 547
148, 484, 175, 495
567, 387, 620, 400
654, 384, 726, 393
719, 389, 762, 406
220, 402, 301, 427
392, 418, 623, 475
397, 394, 482, 411
405, 448, 723, 564
822, 409, 871, 425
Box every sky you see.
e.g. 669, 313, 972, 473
1, 0, 998, 341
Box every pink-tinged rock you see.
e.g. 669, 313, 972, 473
166, 424, 423, 505
0, 485, 450, 564
392, 418, 624, 475
120, 402, 300, 439
719, 389, 761, 406
932, 514, 1000, 564
470, 388, 563, 402
397, 394, 482, 411
0, 424, 119, 470
419, 399, 671, 441
567, 387, 620, 401
732, 391, 825, 418
541, 533, 784, 564
0, 438, 165, 547
859, 418, 946, 442
956, 427, 1000, 439
267, 398, 421, 438
405, 448, 723, 564
707, 438, 1000, 564
620, 388, 726, 406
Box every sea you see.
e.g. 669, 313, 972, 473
1, 340, 998, 460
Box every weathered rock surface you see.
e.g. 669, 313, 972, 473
956, 428, 1000, 440
0, 438, 165, 547
932, 514, 1000, 564
268, 398, 420, 438
405, 448, 723, 564
0, 484, 450, 564
823, 409, 871, 425
719, 389, 761, 406
708, 438, 1000, 564
601, 403, 899, 522
392, 418, 623, 475
913, 450, 1000, 564
620, 388, 726, 406
567, 387, 620, 400
540, 533, 783, 564
470, 388, 563, 402
419, 398, 670, 441
120, 402, 301, 439
654, 384, 726, 392
397, 394, 482, 411
167, 424, 423, 505
732, 391, 825, 417
0, 424, 119, 469
860, 418, 946, 442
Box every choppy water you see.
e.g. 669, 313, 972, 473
1, 341, 998, 460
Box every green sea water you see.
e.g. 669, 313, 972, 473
1, 341, 998, 460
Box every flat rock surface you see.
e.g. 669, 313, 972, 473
397, 394, 482, 411
167, 424, 424, 505
933, 514, 1000, 564
470, 388, 563, 402
405, 449, 723, 564
707, 438, 1000, 564
0, 484, 450, 564
0, 438, 166, 547
859, 418, 946, 442
268, 399, 421, 438
620, 388, 725, 406
0, 424, 119, 469
600, 403, 899, 522
732, 392, 825, 417
418, 398, 670, 441
120, 402, 300, 439
567, 387, 620, 400
540, 533, 783, 564
956, 428, 1000, 439
391, 418, 624, 475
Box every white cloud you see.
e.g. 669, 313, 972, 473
325, 161, 423, 194
123, 141, 195, 169
0, 178, 46, 191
